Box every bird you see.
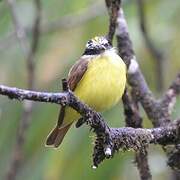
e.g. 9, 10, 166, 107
46, 36, 126, 148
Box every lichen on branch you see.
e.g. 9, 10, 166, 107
0, 81, 180, 168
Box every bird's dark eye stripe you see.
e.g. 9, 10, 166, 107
84, 37, 112, 55
83, 48, 102, 55
104, 43, 109, 47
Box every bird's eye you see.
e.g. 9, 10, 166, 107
104, 43, 109, 47
88, 40, 93, 44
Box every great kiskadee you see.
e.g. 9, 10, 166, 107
46, 36, 126, 148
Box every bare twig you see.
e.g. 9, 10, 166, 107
5, 0, 29, 56
137, 0, 165, 91
41, 1, 105, 34
105, 0, 121, 43
0, 1, 105, 50
5, 0, 41, 179
26, 0, 41, 90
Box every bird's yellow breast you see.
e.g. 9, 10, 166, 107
74, 50, 126, 112
63, 50, 126, 125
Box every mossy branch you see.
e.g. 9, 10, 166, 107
0, 81, 180, 168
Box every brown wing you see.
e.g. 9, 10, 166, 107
57, 56, 90, 127
67, 57, 90, 91
46, 56, 91, 147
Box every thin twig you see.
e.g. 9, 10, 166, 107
26, 0, 41, 90
5, 0, 29, 56
41, 1, 105, 34
137, 0, 165, 91
5, 0, 41, 179
0, 1, 105, 50
105, 0, 121, 43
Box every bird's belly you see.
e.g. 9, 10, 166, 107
74, 56, 126, 112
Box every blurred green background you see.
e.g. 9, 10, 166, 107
0, 0, 180, 179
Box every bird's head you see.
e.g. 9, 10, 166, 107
83, 36, 112, 55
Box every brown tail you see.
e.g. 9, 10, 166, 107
46, 123, 72, 148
